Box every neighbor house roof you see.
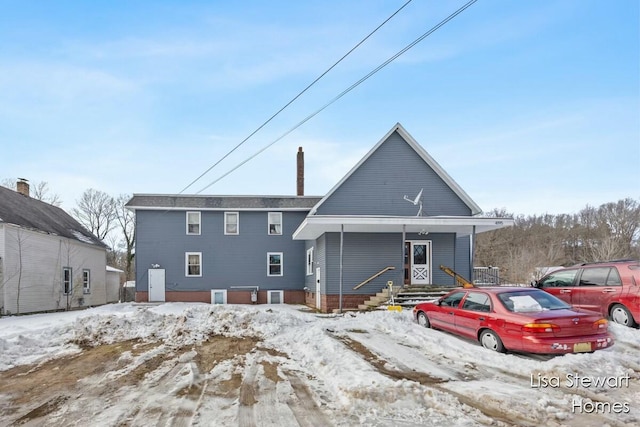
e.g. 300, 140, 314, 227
0, 185, 108, 248
126, 194, 323, 211
309, 123, 483, 216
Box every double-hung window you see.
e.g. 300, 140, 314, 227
186, 252, 202, 277
267, 252, 283, 277
63, 267, 72, 294
186, 211, 201, 235
83, 269, 91, 294
268, 212, 282, 235
225, 212, 239, 235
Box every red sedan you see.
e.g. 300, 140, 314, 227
413, 287, 614, 354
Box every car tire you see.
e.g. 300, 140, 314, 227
480, 329, 505, 353
610, 304, 638, 327
416, 311, 431, 328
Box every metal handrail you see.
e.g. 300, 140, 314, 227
353, 266, 395, 290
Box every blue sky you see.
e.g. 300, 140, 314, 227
1, 0, 638, 216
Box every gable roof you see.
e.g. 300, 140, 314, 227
310, 123, 482, 216
0, 185, 107, 248
126, 194, 323, 211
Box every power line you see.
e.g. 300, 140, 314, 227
196, 0, 478, 194
179, 0, 414, 194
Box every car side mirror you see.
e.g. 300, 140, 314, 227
436, 299, 442, 306
531, 280, 541, 288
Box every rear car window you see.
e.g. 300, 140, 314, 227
498, 290, 570, 312
579, 267, 611, 286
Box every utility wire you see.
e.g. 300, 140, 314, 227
197, 0, 478, 194
179, 0, 414, 194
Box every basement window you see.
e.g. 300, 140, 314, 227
267, 290, 284, 304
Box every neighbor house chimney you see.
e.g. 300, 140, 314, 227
296, 147, 304, 196
17, 178, 29, 197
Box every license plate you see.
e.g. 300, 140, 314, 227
573, 342, 592, 353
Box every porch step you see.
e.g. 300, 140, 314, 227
358, 284, 456, 311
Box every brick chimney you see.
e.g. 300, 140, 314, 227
296, 147, 304, 196
17, 178, 29, 197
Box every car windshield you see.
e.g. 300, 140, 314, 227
497, 290, 570, 313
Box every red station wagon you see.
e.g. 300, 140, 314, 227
413, 287, 614, 354
534, 260, 640, 327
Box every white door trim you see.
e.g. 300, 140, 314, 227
410, 241, 432, 285
148, 269, 166, 302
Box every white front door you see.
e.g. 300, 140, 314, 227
410, 241, 432, 285
315, 267, 321, 309
148, 269, 166, 302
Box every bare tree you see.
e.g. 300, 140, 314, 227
72, 189, 117, 241
1, 178, 62, 206
115, 194, 136, 280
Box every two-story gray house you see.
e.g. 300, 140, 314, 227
127, 123, 513, 312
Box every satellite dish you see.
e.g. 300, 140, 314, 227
403, 188, 424, 216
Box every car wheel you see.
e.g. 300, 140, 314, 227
480, 330, 505, 353
610, 304, 637, 327
416, 311, 431, 328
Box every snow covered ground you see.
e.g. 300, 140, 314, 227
0, 303, 638, 426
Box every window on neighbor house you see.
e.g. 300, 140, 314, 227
306, 247, 314, 275
186, 211, 201, 235
186, 252, 202, 277
224, 212, 239, 235
268, 212, 282, 235
63, 267, 72, 294
267, 252, 283, 276
83, 269, 91, 294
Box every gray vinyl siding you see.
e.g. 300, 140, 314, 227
135, 210, 310, 293
1, 225, 107, 315
323, 233, 404, 295
315, 131, 472, 216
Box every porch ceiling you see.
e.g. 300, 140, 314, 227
292, 215, 514, 240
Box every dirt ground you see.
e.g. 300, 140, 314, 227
0, 335, 337, 427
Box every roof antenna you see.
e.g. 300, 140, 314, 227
403, 188, 423, 216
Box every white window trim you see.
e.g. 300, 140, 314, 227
185, 252, 203, 277
211, 289, 227, 304
224, 212, 239, 235
267, 290, 284, 304
306, 247, 314, 276
83, 269, 91, 294
186, 211, 201, 235
267, 252, 283, 277
268, 212, 283, 235
63, 267, 72, 295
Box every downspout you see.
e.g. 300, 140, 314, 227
402, 225, 406, 286
470, 226, 476, 283
339, 224, 344, 313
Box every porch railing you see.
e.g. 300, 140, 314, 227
473, 267, 500, 285
353, 266, 396, 290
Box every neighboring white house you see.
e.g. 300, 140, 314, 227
0, 180, 109, 315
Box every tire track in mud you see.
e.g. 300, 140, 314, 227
238, 359, 259, 427
284, 369, 334, 427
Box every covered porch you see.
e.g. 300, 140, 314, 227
293, 215, 514, 312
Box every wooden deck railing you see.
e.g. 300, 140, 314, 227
353, 266, 395, 290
